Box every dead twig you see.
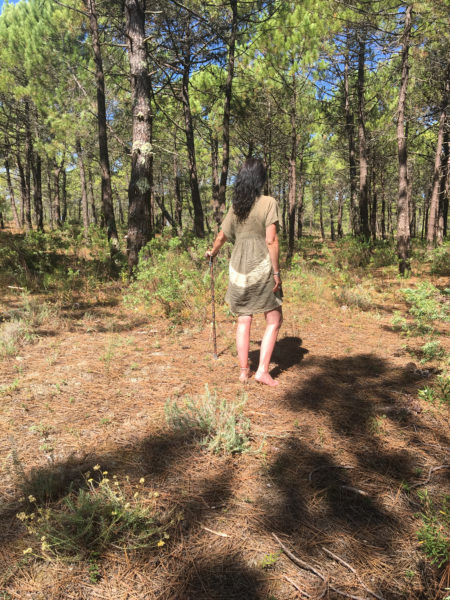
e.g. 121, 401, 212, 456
272, 533, 368, 600
283, 575, 312, 598
409, 465, 449, 490
322, 547, 386, 600
340, 485, 370, 497
199, 525, 229, 538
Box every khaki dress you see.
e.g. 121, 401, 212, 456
221, 195, 283, 316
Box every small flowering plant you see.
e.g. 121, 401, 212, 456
16, 468, 174, 561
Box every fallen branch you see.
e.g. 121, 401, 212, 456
283, 575, 311, 598
308, 465, 354, 483
340, 485, 370, 498
199, 525, 229, 538
272, 533, 368, 600
409, 465, 449, 490
322, 547, 386, 600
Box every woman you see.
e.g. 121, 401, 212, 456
206, 158, 283, 386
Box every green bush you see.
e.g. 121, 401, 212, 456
420, 340, 446, 363
332, 285, 373, 310
416, 490, 450, 569
165, 386, 251, 454
396, 282, 449, 335
370, 241, 397, 267
331, 237, 372, 269
124, 234, 228, 324
418, 374, 449, 406
18, 470, 171, 560
428, 243, 450, 276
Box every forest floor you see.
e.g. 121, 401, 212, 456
0, 229, 449, 600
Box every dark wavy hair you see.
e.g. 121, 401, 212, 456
232, 158, 267, 222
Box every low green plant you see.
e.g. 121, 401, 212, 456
416, 490, 450, 569
428, 242, 450, 276
401, 282, 448, 335
18, 470, 171, 561
165, 385, 251, 454
332, 285, 373, 311
330, 236, 372, 269
418, 374, 449, 406
420, 340, 446, 363
259, 550, 281, 569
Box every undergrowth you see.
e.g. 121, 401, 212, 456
416, 490, 450, 569
165, 385, 251, 454
17, 468, 173, 561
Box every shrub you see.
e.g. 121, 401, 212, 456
416, 490, 450, 569
165, 386, 251, 454
371, 241, 397, 268
333, 285, 373, 311
394, 282, 449, 336
124, 235, 228, 324
331, 237, 372, 269
420, 340, 446, 363
428, 243, 450, 276
18, 471, 172, 561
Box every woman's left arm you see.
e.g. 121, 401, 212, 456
266, 223, 281, 293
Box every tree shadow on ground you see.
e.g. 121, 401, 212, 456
257, 352, 448, 597
248, 335, 308, 375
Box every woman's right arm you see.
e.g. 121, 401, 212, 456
206, 230, 228, 258
266, 223, 281, 293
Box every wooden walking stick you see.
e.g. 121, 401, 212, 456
209, 255, 218, 359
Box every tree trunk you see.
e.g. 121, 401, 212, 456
396, 5, 412, 273
319, 184, 325, 241
380, 170, 386, 240
357, 39, 369, 240
297, 161, 304, 239
125, 0, 153, 273
287, 74, 298, 258
344, 37, 358, 234
88, 168, 97, 225
61, 165, 67, 224
371, 168, 377, 242
181, 50, 204, 237
216, 0, 238, 226
76, 137, 89, 242
24, 103, 33, 231
85, 0, 119, 250
437, 126, 449, 242
32, 152, 44, 232
5, 158, 20, 227
173, 133, 182, 229
211, 134, 220, 227
46, 160, 54, 231
330, 196, 335, 241
337, 189, 344, 238
427, 63, 449, 248
53, 162, 62, 227
16, 154, 28, 229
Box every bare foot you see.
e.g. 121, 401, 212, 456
239, 367, 251, 383
254, 370, 279, 387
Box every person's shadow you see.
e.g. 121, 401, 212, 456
249, 336, 308, 376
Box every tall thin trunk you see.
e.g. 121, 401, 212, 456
437, 127, 449, 242
330, 196, 336, 241
282, 178, 287, 237
287, 74, 298, 258
380, 170, 386, 240
337, 190, 344, 238
173, 133, 182, 229
85, 0, 119, 249
16, 154, 27, 228
53, 161, 62, 227
427, 63, 449, 248
5, 158, 20, 227
319, 183, 325, 241
32, 152, 43, 232
76, 137, 89, 242
357, 39, 369, 240
297, 160, 304, 239
46, 160, 54, 231
371, 168, 377, 242
125, 0, 153, 273
216, 0, 238, 225
88, 168, 97, 225
24, 103, 33, 231
344, 37, 358, 234
211, 134, 220, 226
61, 166, 67, 223
396, 5, 412, 273
181, 49, 204, 237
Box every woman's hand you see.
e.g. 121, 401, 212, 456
205, 250, 215, 259
273, 273, 281, 293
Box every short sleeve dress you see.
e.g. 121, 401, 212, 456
220, 195, 283, 316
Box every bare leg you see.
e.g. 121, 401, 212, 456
236, 314, 252, 382
255, 307, 283, 387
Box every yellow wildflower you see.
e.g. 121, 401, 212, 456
93, 464, 101, 471
28, 495, 36, 503
157, 540, 165, 547
23, 547, 32, 554
139, 477, 145, 484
